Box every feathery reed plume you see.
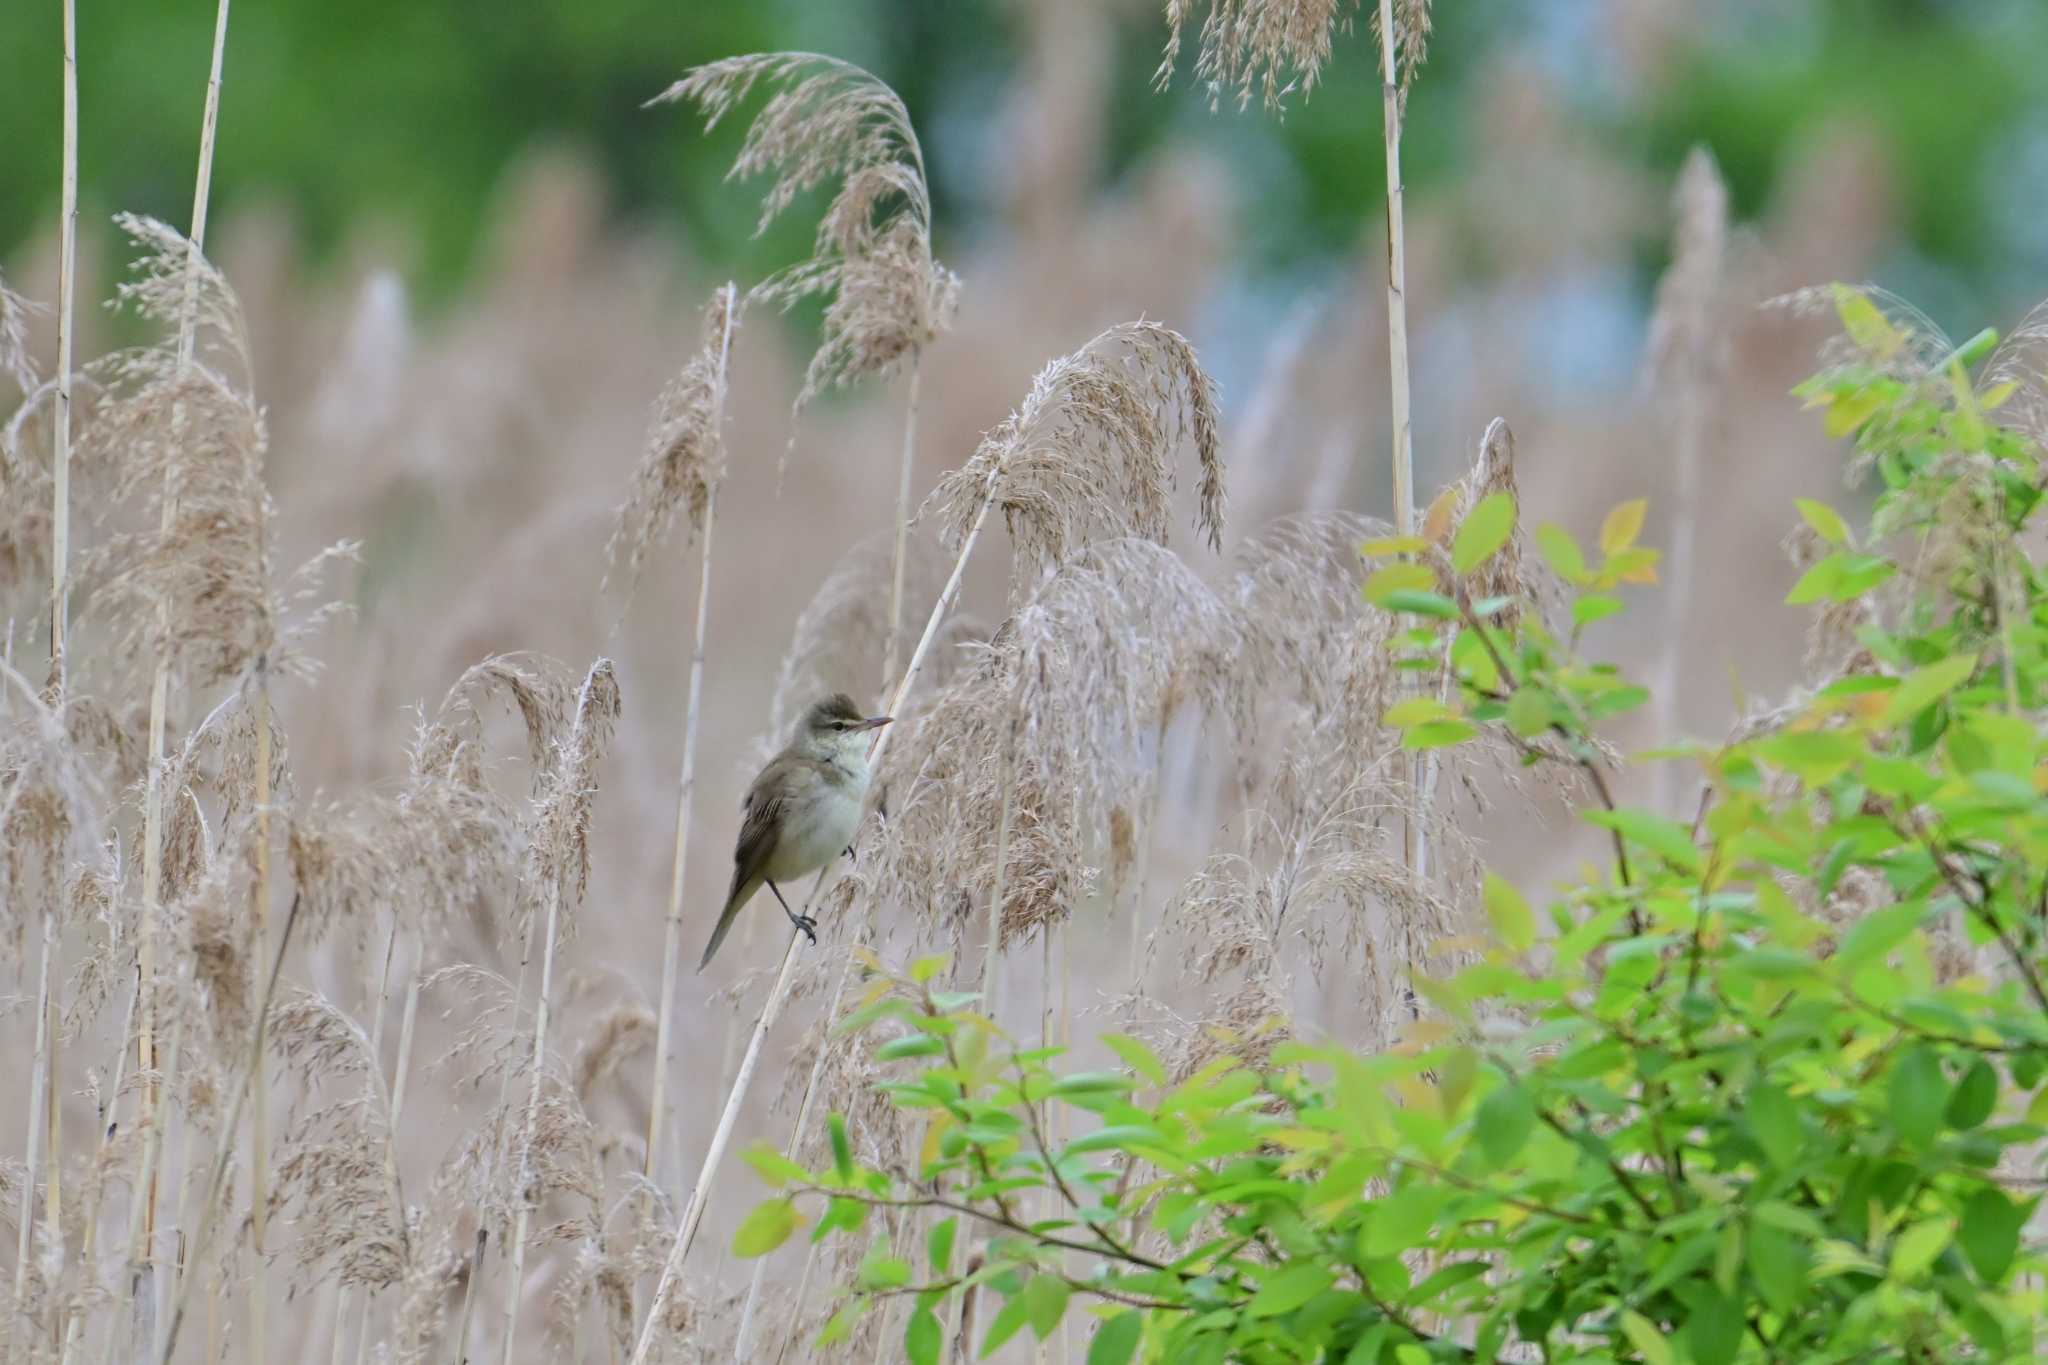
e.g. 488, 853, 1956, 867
0, 270, 36, 400
603, 284, 737, 603
501, 658, 621, 1365
648, 53, 956, 421
630, 284, 738, 1189
924, 320, 1223, 590
1156, 0, 1354, 110
1645, 148, 1729, 815
650, 51, 959, 694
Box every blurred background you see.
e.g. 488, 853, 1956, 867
3, 0, 2043, 1352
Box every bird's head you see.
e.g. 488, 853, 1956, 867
798, 692, 892, 758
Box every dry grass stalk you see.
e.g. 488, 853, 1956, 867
49, 0, 78, 690
1645, 148, 1730, 816
1157, 0, 1354, 110
636, 284, 739, 1188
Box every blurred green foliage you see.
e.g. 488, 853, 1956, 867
1, 0, 2041, 310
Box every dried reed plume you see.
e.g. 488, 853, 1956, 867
649, 53, 957, 415
924, 320, 1223, 590
603, 284, 738, 602
0, 271, 36, 399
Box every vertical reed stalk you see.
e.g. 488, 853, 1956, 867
336, 908, 403, 1365
7, 917, 55, 1362
500, 878, 565, 1365
881, 360, 923, 692
644, 287, 737, 1183
139, 0, 234, 1268
249, 669, 274, 1365
50, 0, 78, 685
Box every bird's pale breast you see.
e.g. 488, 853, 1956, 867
763, 777, 864, 882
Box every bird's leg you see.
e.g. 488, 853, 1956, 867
767, 880, 817, 945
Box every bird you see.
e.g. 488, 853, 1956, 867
697, 692, 892, 970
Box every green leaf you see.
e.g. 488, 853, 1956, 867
857, 1253, 913, 1291
1683, 1284, 1742, 1365
979, 1296, 1031, 1358
1959, 1187, 2030, 1283
1379, 589, 1460, 619
1748, 1222, 1810, 1315
1785, 555, 1845, 606
1086, 1312, 1142, 1365
1361, 534, 1428, 557
1889, 1217, 1952, 1281
906, 1308, 942, 1365
732, 1197, 801, 1258
1099, 1032, 1167, 1087
1504, 687, 1554, 738
1452, 492, 1517, 574
1247, 1264, 1334, 1318
829, 1115, 854, 1182
1364, 562, 1436, 606
909, 953, 950, 983
1536, 523, 1587, 581
816, 1302, 864, 1347
1403, 718, 1480, 749
1023, 1274, 1071, 1340
1795, 498, 1851, 545
1890, 1045, 1949, 1149
928, 1217, 957, 1276
1947, 1056, 1998, 1130
1482, 873, 1536, 952
741, 1142, 809, 1189
876, 1034, 948, 1061
1474, 1081, 1536, 1168
1619, 1310, 1674, 1365
1571, 593, 1624, 628
1747, 1083, 1803, 1171
1756, 729, 1861, 784
1362, 1181, 1453, 1258
1883, 654, 1978, 726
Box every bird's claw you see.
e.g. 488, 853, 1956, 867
843, 844, 855, 860
791, 914, 819, 946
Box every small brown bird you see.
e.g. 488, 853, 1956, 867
698, 693, 891, 970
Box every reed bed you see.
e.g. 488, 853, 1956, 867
0, 1, 1899, 1361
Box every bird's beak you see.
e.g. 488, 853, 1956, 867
859, 715, 893, 731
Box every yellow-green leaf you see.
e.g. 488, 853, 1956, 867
1832, 282, 1904, 359
1451, 492, 1517, 575
1482, 873, 1535, 952
1535, 523, 1587, 582
1099, 1032, 1167, 1087
1599, 499, 1647, 557
732, 1197, 802, 1258
1364, 562, 1436, 606
1889, 1217, 1953, 1281
1794, 498, 1850, 545
1620, 1310, 1675, 1365
1882, 654, 1977, 726
1361, 535, 1428, 557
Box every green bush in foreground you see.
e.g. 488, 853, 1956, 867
738, 288, 2048, 1362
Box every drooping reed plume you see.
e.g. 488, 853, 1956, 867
652, 52, 958, 692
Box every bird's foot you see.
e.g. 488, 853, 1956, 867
843, 844, 855, 860
789, 913, 819, 946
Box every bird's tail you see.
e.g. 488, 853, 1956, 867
697, 872, 761, 971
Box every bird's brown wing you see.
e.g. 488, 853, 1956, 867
697, 772, 785, 971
